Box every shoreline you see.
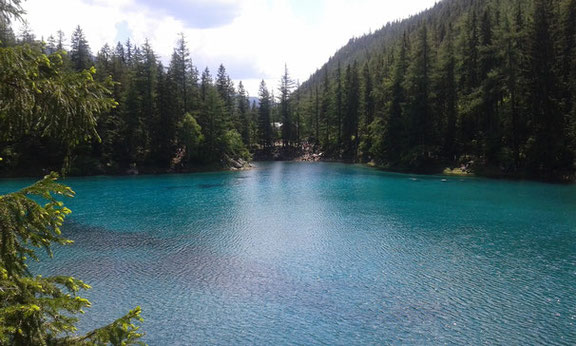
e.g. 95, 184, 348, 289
0, 158, 573, 185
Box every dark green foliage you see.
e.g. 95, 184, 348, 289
342, 61, 360, 160
2, 25, 251, 175
524, 0, 572, 176
358, 62, 374, 161
201, 84, 226, 157
69, 26, 92, 72
405, 24, 434, 170
297, 0, 576, 180
215, 64, 235, 120
2, 0, 575, 181
257, 80, 273, 148
279, 65, 295, 146
237, 81, 252, 147
320, 69, 332, 148
382, 34, 409, 166
0, 42, 117, 174
435, 23, 457, 161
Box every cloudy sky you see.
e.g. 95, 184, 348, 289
19, 0, 438, 96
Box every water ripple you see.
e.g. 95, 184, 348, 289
18, 162, 576, 345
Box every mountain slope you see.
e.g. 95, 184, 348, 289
295, 0, 576, 181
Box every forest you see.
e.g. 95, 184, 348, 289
2, 0, 576, 182
1, 25, 255, 176
297, 0, 576, 181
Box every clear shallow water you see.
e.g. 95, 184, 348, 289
2, 162, 576, 345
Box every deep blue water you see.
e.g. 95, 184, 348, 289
2, 162, 576, 345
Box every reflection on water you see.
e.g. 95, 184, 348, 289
3, 162, 574, 345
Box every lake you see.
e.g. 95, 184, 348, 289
2, 162, 576, 344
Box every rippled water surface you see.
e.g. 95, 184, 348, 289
2, 162, 576, 345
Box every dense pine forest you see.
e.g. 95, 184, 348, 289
1, 0, 576, 182
296, 0, 576, 181
1, 27, 257, 176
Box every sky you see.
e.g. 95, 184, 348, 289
18, 0, 438, 96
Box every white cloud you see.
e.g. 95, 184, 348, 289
18, 0, 438, 95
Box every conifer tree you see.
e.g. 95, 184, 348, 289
406, 23, 434, 168
358, 61, 374, 161
342, 62, 360, 160
279, 64, 295, 146
168, 33, 197, 116
237, 81, 252, 147
313, 85, 320, 144
478, 8, 501, 165
334, 62, 343, 150
320, 69, 331, 147
560, 0, 576, 126
294, 81, 302, 145
69, 26, 92, 71
257, 80, 273, 148
202, 85, 225, 159
56, 30, 65, 51
200, 67, 212, 102
525, 0, 572, 175
216, 64, 235, 117
502, 3, 528, 170
383, 33, 409, 165
154, 62, 178, 168
436, 23, 457, 161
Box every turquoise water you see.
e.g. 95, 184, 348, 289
2, 162, 576, 345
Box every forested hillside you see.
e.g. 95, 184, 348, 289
2, 0, 575, 181
295, 0, 576, 181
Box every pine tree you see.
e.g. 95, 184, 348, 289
436, 23, 457, 161
334, 62, 343, 150
56, 30, 65, 51
200, 67, 212, 102
458, 9, 482, 157
154, 62, 178, 168
342, 62, 360, 160
501, 3, 528, 171
406, 23, 434, 169
168, 33, 196, 116
69, 26, 92, 71
294, 81, 302, 145
125, 38, 133, 65
478, 8, 501, 165
216, 64, 234, 117
201, 85, 226, 160
313, 85, 320, 144
461, 10, 480, 93
257, 80, 272, 148
279, 64, 295, 146
358, 61, 374, 162
320, 69, 331, 147
383, 33, 409, 165
525, 0, 572, 176
237, 81, 251, 147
